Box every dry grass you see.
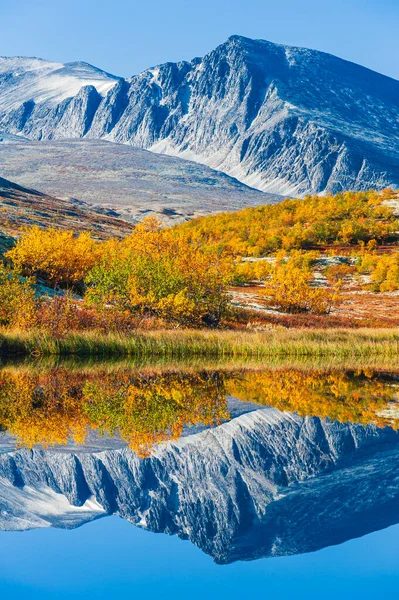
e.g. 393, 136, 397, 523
1, 327, 399, 359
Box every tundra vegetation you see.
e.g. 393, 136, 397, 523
1, 189, 399, 355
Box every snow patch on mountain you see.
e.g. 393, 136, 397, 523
0, 478, 105, 531
0, 57, 118, 111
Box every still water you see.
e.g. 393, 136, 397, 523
0, 363, 398, 598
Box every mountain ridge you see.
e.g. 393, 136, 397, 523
0, 36, 398, 197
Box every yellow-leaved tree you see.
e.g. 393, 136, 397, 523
85, 217, 232, 327
261, 252, 340, 314
0, 263, 37, 328
6, 226, 101, 288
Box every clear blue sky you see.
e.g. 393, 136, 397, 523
2, 0, 399, 79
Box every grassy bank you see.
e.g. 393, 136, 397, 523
1, 327, 399, 359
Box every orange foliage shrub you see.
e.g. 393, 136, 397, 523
0, 263, 37, 329
86, 217, 232, 327
357, 251, 399, 292
325, 263, 356, 286
261, 254, 340, 314
6, 226, 101, 288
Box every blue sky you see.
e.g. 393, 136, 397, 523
1, 0, 398, 79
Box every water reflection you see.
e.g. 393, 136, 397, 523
0, 366, 398, 454
0, 363, 398, 563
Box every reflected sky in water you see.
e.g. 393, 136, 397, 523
1, 516, 399, 599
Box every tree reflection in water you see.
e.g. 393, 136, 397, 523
0, 366, 398, 456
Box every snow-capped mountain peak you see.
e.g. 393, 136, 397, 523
0, 408, 398, 562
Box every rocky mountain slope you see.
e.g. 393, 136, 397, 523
0, 57, 117, 128
0, 138, 272, 222
1, 37, 399, 196
0, 407, 398, 563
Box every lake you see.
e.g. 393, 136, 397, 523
0, 361, 398, 598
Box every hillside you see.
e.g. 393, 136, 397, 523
0, 176, 132, 241
0, 138, 276, 222
0, 37, 399, 196
1, 188, 399, 329
174, 188, 399, 256
172, 189, 399, 327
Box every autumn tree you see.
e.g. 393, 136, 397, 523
6, 226, 101, 289
325, 262, 355, 287
261, 253, 339, 314
356, 243, 399, 291
0, 263, 37, 328
85, 218, 232, 327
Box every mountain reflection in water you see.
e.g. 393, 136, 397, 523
0, 364, 398, 563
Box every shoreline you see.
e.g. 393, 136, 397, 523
1, 328, 398, 359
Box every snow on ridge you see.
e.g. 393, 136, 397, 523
0, 477, 105, 531
0, 56, 63, 74
1, 37, 399, 196
0, 57, 118, 110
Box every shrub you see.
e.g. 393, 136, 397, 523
356, 251, 399, 292
35, 295, 90, 338
6, 226, 101, 288
261, 258, 339, 314
85, 218, 232, 327
325, 263, 355, 286
231, 259, 271, 284
0, 264, 37, 328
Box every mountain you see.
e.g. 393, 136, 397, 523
0, 57, 118, 133
0, 175, 133, 240
0, 37, 399, 196
1, 407, 398, 563
0, 138, 272, 222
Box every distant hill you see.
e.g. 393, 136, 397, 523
0, 138, 276, 223
0, 176, 133, 241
